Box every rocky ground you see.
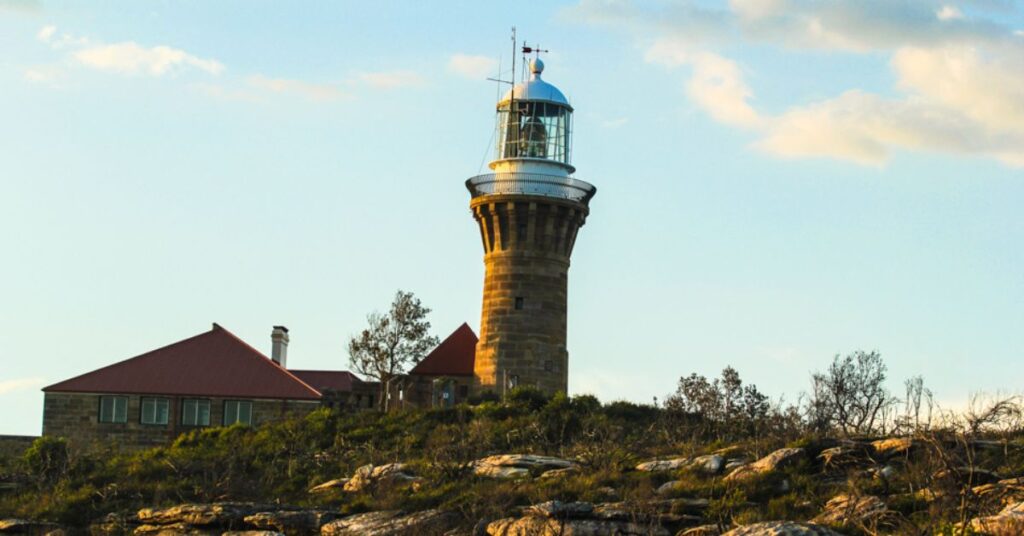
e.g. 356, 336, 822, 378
3, 438, 1023, 535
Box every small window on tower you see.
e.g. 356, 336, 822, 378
515, 297, 524, 310
518, 222, 528, 241
544, 360, 553, 372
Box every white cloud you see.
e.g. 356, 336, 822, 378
357, 70, 425, 89
246, 75, 349, 101
447, 54, 498, 80
601, 117, 629, 129
937, 6, 965, 21
571, 0, 1024, 167
0, 377, 45, 395
73, 42, 223, 76
37, 25, 56, 43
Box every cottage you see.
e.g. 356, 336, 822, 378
41, 323, 377, 448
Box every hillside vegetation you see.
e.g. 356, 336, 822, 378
2, 360, 1023, 535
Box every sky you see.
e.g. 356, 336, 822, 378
1, 0, 1022, 435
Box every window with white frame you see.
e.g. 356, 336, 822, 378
140, 397, 169, 425
98, 396, 128, 423
181, 399, 211, 426
222, 400, 252, 426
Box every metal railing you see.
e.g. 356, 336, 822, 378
465, 173, 597, 204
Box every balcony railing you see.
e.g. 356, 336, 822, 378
466, 173, 597, 204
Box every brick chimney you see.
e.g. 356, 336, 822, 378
271, 326, 289, 368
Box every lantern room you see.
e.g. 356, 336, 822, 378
492, 58, 574, 173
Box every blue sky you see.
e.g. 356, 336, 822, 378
1, 0, 1022, 435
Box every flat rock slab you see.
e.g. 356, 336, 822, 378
245, 511, 338, 535
308, 479, 348, 494
320, 509, 457, 536
636, 458, 690, 472
811, 494, 887, 526
969, 501, 1024, 535
721, 522, 845, 536
133, 523, 221, 536
138, 504, 275, 527
0, 519, 62, 535
487, 516, 671, 536
724, 448, 805, 482
870, 438, 915, 458
472, 454, 575, 479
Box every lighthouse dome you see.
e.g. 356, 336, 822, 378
499, 58, 571, 109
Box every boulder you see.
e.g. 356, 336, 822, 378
524, 501, 594, 519
308, 479, 348, 494
810, 494, 887, 527
245, 511, 338, 535
656, 481, 684, 496
968, 501, 1024, 535
473, 465, 530, 479
133, 523, 220, 536
724, 448, 805, 482
636, 458, 690, 472
870, 438, 914, 458
0, 520, 62, 535
691, 455, 724, 475
475, 454, 575, 470
486, 516, 670, 536
320, 510, 458, 536
973, 477, 1024, 507
137, 504, 272, 528
538, 466, 580, 480
472, 455, 575, 479
679, 525, 722, 536
720, 522, 845, 535
343, 463, 418, 492
223, 532, 285, 536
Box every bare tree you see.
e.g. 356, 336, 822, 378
809, 351, 894, 436
348, 290, 439, 410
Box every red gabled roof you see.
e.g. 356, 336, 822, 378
409, 323, 477, 376
43, 324, 322, 400
290, 370, 363, 392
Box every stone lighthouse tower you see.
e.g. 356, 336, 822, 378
466, 57, 596, 396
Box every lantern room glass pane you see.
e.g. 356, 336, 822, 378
495, 101, 571, 165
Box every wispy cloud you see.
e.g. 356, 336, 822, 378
570, 0, 1024, 167
447, 54, 498, 80
246, 75, 349, 101
357, 70, 425, 89
0, 377, 45, 395
0, 0, 40, 12
74, 42, 223, 77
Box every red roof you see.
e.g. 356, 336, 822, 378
43, 324, 322, 400
290, 370, 363, 392
409, 323, 477, 376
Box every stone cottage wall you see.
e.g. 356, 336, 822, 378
42, 392, 320, 449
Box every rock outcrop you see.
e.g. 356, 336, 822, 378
137, 504, 272, 529
724, 448, 805, 482
721, 521, 845, 535
244, 511, 338, 535
472, 454, 576, 479
968, 501, 1024, 536
0, 519, 62, 535
342, 463, 418, 492
320, 510, 458, 536
636, 458, 690, 472
810, 494, 887, 527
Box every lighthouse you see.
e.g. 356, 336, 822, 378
466, 56, 596, 396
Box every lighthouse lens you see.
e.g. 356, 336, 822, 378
495, 101, 571, 165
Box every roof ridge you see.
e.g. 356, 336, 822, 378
43, 325, 221, 392
214, 325, 323, 398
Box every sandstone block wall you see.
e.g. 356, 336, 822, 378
470, 195, 588, 395
42, 392, 320, 449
